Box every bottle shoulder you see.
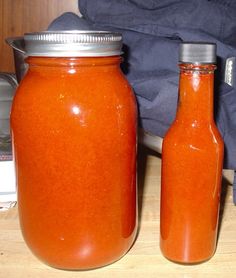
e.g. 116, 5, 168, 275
163, 120, 224, 150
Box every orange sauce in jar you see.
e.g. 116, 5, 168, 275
11, 32, 137, 270
160, 62, 224, 264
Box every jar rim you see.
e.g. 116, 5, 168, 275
24, 31, 123, 57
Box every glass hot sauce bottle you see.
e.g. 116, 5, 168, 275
160, 42, 224, 264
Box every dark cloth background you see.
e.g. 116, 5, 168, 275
48, 0, 236, 202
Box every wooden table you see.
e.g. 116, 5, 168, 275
1, 147, 236, 278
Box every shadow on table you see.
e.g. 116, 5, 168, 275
136, 144, 161, 237
217, 176, 231, 243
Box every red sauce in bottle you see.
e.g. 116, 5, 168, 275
11, 32, 137, 270
160, 43, 224, 264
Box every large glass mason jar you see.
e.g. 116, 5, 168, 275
11, 31, 137, 270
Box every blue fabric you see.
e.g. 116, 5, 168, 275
48, 0, 236, 203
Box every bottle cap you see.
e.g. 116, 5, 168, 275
24, 31, 123, 57
179, 42, 216, 64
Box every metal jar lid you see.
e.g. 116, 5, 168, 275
179, 42, 216, 64
24, 31, 123, 57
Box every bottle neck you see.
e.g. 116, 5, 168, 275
176, 63, 216, 125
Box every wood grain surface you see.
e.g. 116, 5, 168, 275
0, 147, 236, 278
0, 0, 79, 72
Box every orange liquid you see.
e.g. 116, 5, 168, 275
11, 56, 137, 269
160, 64, 224, 263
